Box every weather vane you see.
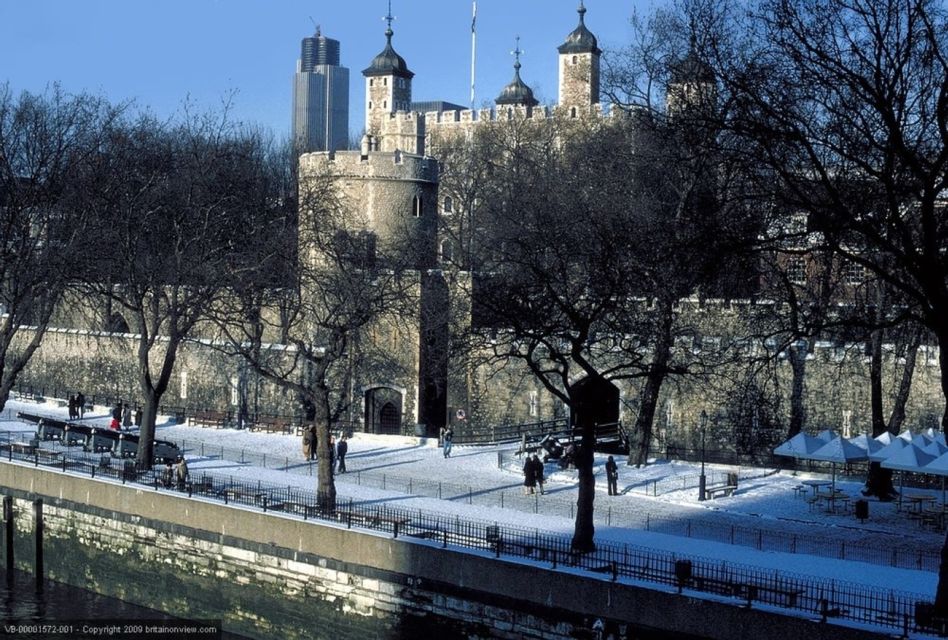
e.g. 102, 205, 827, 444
511, 36, 523, 67
384, 0, 395, 33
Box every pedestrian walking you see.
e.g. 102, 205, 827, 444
77, 392, 85, 419
605, 455, 619, 496
523, 456, 537, 495
532, 454, 545, 495
175, 456, 189, 490
134, 406, 143, 426
68, 395, 77, 420
442, 426, 454, 458
329, 435, 336, 474
109, 403, 121, 431
308, 425, 318, 461
302, 427, 313, 461
336, 436, 348, 474
161, 461, 174, 488
122, 404, 132, 428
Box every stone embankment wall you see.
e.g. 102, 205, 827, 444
1, 463, 891, 640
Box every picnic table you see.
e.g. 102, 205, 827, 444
801, 479, 832, 495
906, 494, 937, 513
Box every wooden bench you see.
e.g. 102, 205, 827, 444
188, 410, 231, 429
250, 415, 295, 434
704, 485, 737, 500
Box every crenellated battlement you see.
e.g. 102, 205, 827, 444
301, 149, 439, 184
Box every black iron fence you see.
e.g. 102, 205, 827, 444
0, 435, 937, 637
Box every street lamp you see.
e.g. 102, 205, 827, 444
697, 410, 708, 502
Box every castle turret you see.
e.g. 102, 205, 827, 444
557, 1, 601, 109
666, 40, 716, 116
362, 5, 414, 138
496, 38, 539, 112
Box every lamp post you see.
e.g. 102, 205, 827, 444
697, 410, 708, 502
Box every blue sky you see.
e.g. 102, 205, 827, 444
0, 1, 647, 140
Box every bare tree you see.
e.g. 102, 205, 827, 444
210, 156, 420, 510
77, 106, 279, 468
0, 84, 122, 411
682, 0, 948, 614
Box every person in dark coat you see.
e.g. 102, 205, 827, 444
442, 426, 454, 458
122, 404, 132, 428
605, 455, 619, 496
77, 392, 85, 419
68, 395, 77, 420
175, 456, 189, 490
532, 454, 545, 495
328, 435, 336, 474
523, 456, 537, 494
336, 436, 348, 473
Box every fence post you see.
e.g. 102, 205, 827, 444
4, 496, 13, 577
33, 499, 43, 590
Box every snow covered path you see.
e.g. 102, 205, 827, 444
1, 400, 940, 599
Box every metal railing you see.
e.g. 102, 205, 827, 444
5, 427, 940, 575
0, 438, 937, 637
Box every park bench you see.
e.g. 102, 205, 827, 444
188, 410, 231, 429
250, 415, 295, 435
703, 484, 738, 500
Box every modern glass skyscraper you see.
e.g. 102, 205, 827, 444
292, 28, 349, 153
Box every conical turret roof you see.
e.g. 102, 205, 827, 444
558, 1, 601, 55
496, 42, 538, 107
363, 22, 413, 78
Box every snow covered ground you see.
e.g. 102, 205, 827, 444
1, 399, 941, 602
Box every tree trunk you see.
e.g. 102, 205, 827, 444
136, 390, 160, 471
863, 325, 897, 499
787, 343, 806, 439
931, 328, 948, 613
570, 422, 596, 553
628, 297, 674, 467
313, 381, 336, 511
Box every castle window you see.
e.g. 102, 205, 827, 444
369, 101, 373, 109
439, 239, 454, 262
384, 78, 388, 86
412, 195, 422, 217
787, 257, 807, 285
844, 262, 865, 286
572, 55, 578, 64
443, 196, 453, 213
570, 107, 577, 118
370, 79, 375, 87
383, 100, 388, 109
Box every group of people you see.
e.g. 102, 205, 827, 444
523, 454, 545, 495
161, 456, 189, 489
301, 426, 349, 474
109, 402, 138, 431
67, 393, 86, 420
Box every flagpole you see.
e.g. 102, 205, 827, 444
470, 0, 477, 110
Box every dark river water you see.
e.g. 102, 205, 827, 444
0, 569, 243, 640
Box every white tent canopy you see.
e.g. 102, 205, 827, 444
870, 438, 910, 463
809, 437, 869, 463
773, 433, 826, 458
847, 434, 886, 458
